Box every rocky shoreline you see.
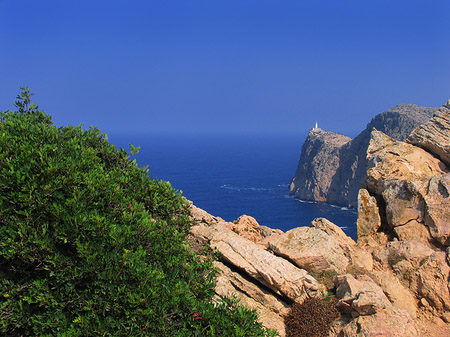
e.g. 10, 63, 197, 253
189, 100, 450, 336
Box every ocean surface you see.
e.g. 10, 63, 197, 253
108, 133, 358, 239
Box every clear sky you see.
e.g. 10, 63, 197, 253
1, 0, 449, 136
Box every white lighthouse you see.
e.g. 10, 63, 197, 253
313, 121, 318, 130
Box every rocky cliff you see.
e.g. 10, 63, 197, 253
189, 100, 450, 337
290, 104, 439, 207
289, 129, 351, 203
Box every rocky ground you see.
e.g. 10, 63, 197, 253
189, 100, 450, 336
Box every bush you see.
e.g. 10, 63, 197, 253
0, 89, 277, 336
285, 297, 339, 337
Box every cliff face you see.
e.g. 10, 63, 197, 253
290, 129, 351, 202
290, 104, 439, 207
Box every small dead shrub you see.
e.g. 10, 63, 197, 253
285, 297, 340, 337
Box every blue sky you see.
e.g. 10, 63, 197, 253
1, 0, 449, 136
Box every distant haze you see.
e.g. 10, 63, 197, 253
1, 0, 449, 136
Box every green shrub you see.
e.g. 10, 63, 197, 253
0, 89, 278, 336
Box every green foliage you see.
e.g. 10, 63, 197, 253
11, 87, 52, 124
14, 87, 36, 113
0, 90, 277, 336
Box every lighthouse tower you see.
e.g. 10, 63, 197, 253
313, 121, 318, 130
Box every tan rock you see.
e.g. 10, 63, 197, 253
410, 252, 450, 313
259, 225, 283, 239
366, 131, 447, 195
334, 274, 390, 316
191, 224, 320, 302
382, 180, 426, 227
370, 270, 417, 318
365, 130, 450, 245
385, 240, 435, 287
407, 103, 450, 167
350, 248, 374, 272
214, 261, 289, 316
352, 291, 387, 316
394, 219, 432, 243
387, 240, 434, 270
423, 174, 450, 245
357, 188, 381, 238
311, 218, 374, 272
190, 203, 224, 225
214, 261, 288, 336
337, 307, 420, 337
332, 273, 420, 336
232, 215, 264, 243
357, 231, 389, 248
268, 225, 351, 274
310, 217, 356, 248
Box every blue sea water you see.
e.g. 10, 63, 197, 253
108, 133, 358, 239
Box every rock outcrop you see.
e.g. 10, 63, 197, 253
214, 261, 290, 334
190, 204, 450, 336
189, 208, 313, 336
356, 188, 381, 237
354, 100, 450, 333
267, 218, 373, 274
188, 100, 450, 337
191, 223, 320, 302
290, 104, 439, 207
363, 129, 450, 245
289, 129, 351, 202
407, 99, 450, 167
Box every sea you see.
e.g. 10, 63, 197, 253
108, 133, 358, 240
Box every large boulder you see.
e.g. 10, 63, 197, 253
190, 223, 320, 302
407, 100, 450, 167
232, 215, 264, 243
365, 130, 447, 194
335, 307, 420, 337
268, 218, 373, 275
369, 270, 418, 318
267, 226, 351, 274
386, 240, 434, 271
423, 174, 450, 245
410, 252, 450, 314
364, 130, 450, 245
214, 261, 289, 336
356, 188, 381, 238
333, 274, 420, 336
334, 274, 391, 316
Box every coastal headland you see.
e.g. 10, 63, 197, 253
190, 100, 450, 336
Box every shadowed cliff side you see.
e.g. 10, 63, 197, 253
290, 129, 351, 203
290, 104, 439, 208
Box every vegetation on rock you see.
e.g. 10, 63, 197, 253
0, 89, 277, 336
